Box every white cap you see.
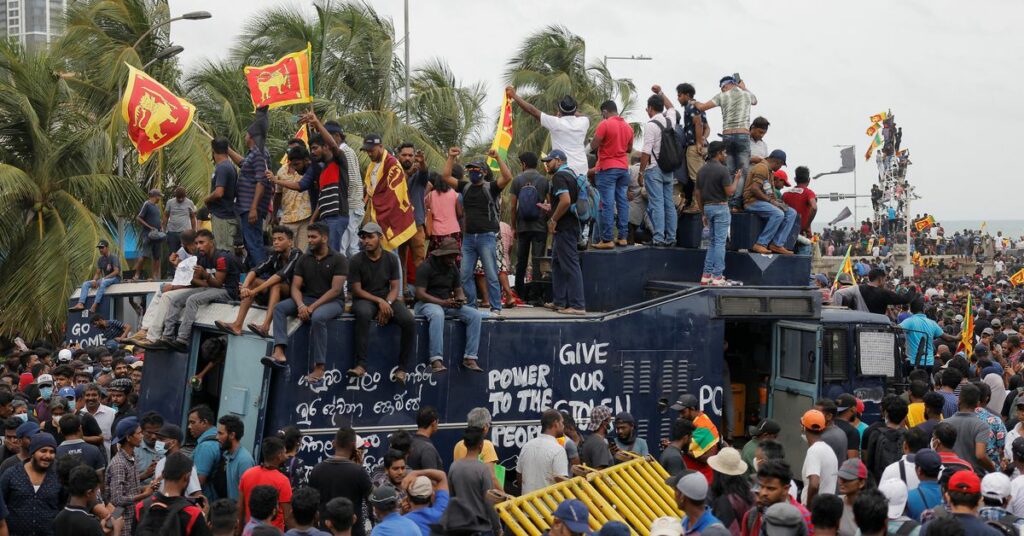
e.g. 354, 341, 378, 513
878, 479, 908, 520
58, 349, 73, 362
649, 516, 685, 536
982, 472, 1012, 501
36, 374, 53, 386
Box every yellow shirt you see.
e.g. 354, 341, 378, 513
453, 439, 499, 463
277, 165, 312, 224
906, 402, 927, 428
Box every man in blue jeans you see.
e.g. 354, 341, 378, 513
741, 150, 796, 255
590, 100, 633, 248
414, 238, 486, 373
543, 150, 586, 315
228, 107, 271, 266
71, 240, 121, 313
263, 222, 348, 387
697, 76, 758, 208
695, 142, 738, 286
639, 94, 679, 246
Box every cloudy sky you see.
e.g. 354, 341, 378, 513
168, 0, 1024, 225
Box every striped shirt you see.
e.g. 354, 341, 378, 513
236, 147, 271, 216
341, 143, 364, 210
317, 158, 348, 219
710, 87, 758, 131
251, 247, 301, 283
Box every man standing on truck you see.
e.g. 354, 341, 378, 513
860, 268, 915, 315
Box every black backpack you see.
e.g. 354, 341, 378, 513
200, 435, 228, 498
134, 496, 203, 536
870, 428, 905, 480
985, 515, 1021, 536
650, 113, 684, 173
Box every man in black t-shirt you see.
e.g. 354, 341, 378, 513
159, 229, 241, 352
348, 222, 415, 383
215, 226, 301, 338
265, 222, 347, 386
55, 466, 105, 536
542, 150, 586, 315
308, 427, 372, 536
509, 152, 550, 305
441, 147, 513, 315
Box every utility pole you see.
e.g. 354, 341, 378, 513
904, 185, 914, 276
404, 0, 410, 123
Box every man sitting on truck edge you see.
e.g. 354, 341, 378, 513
262, 222, 348, 387
215, 226, 301, 338
70, 239, 121, 313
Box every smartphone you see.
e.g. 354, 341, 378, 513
733, 72, 741, 83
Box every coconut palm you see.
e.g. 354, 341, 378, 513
504, 25, 638, 158
407, 58, 488, 151
0, 41, 143, 341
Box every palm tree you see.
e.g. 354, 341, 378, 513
504, 25, 638, 158
0, 41, 143, 341
407, 58, 488, 151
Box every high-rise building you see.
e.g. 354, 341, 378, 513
1, 0, 67, 52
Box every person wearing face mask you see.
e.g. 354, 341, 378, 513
610, 412, 649, 457
32, 373, 54, 423
152, 423, 202, 497
135, 411, 165, 486
41, 396, 68, 442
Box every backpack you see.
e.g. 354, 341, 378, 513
649, 113, 684, 172
134, 496, 203, 536
871, 428, 905, 480
725, 494, 752, 536
200, 435, 228, 499
516, 180, 542, 221
560, 168, 598, 223
985, 515, 1020, 536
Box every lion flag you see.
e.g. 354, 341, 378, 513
913, 215, 935, 232
956, 294, 974, 356
869, 112, 889, 123
121, 64, 196, 164
486, 93, 513, 174
1010, 268, 1024, 287
244, 44, 313, 109
364, 151, 417, 251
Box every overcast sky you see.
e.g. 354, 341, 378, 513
168, 0, 1024, 225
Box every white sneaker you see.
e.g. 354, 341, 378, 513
700, 274, 713, 286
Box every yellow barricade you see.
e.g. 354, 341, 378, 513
494, 455, 683, 536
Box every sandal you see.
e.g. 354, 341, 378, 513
214, 320, 241, 336
430, 361, 447, 373
391, 370, 407, 385
247, 323, 270, 338
347, 365, 367, 377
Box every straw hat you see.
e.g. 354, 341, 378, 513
707, 447, 748, 476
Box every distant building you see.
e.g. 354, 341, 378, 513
1, 0, 67, 52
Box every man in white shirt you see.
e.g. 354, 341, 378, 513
800, 409, 838, 506
1005, 401, 1024, 464
152, 424, 201, 496
880, 427, 930, 491
639, 94, 679, 246
506, 86, 590, 175
749, 117, 770, 164
516, 409, 569, 494
79, 383, 114, 453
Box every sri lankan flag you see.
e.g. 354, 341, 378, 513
1010, 268, 1024, 287
864, 131, 883, 161
869, 112, 889, 123
280, 124, 309, 166
121, 64, 196, 164
244, 43, 313, 109
956, 295, 974, 355
865, 122, 882, 136
365, 151, 416, 251
486, 92, 513, 174
914, 215, 935, 232
831, 245, 857, 291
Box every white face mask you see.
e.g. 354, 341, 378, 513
752, 458, 760, 472
801, 433, 808, 444
155, 441, 167, 456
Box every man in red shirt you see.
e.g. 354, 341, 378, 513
781, 166, 817, 237
589, 100, 634, 249
238, 436, 293, 531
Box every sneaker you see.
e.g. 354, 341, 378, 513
711, 277, 729, 287
700, 274, 713, 286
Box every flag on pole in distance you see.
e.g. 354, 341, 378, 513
244, 43, 313, 109
486, 93, 514, 174
956, 294, 974, 356
865, 122, 882, 136
913, 215, 935, 232
864, 132, 884, 161
121, 63, 196, 164
279, 124, 310, 166
1010, 268, 1024, 287
869, 112, 889, 123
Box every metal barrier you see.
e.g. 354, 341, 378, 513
494, 454, 683, 536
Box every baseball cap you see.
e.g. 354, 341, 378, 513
97, 240, 110, 248
359, 222, 384, 237
763, 502, 805, 535
155, 423, 183, 444
948, 470, 981, 494
800, 409, 826, 432
835, 394, 857, 413
588, 405, 613, 432
369, 484, 399, 507
767, 149, 788, 166
15, 421, 40, 439
982, 328, 995, 336
360, 133, 382, 151
955, 314, 964, 322
614, 412, 635, 425
675, 471, 709, 501
36, 374, 53, 387
541, 149, 568, 163
992, 318, 1003, 327
57, 386, 76, 400
1012, 437, 1024, 461
982, 472, 1012, 501
552, 499, 591, 534
773, 169, 790, 186
670, 394, 700, 411
837, 458, 867, 480
648, 517, 684, 536
408, 476, 433, 499
753, 419, 781, 437
57, 349, 73, 363
112, 417, 139, 445
598, 521, 631, 536
837, 272, 855, 285
878, 479, 909, 520
913, 449, 942, 475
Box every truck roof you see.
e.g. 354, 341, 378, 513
821, 306, 892, 325
69, 281, 162, 299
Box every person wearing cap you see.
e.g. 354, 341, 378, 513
215, 225, 301, 338
978, 472, 1023, 532
694, 140, 737, 285
347, 221, 417, 383
70, 239, 122, 313
770, 169, 789, 199
580, 405, 615, 470
836, 458, 868, 535
401, 469, 450, 536
934, 470, 1004, 535
130, 188, 165, 280
695, 76, 757, 207
547, 498, 596, 536
0, 432, 62, 535
368, 483, 419, 535
33, 372, 55, 422
264, 222, 348, 385
833, 394, 862, 460
666, 471, 730, 535
906, 448, 944, 521
109, 417, 158, 536
761, 501, 809, 536
541, 148, 587, 314
272, 139, 313, 252
741, 148, 796, 255
814, 399, 851, 465
741, 419, 780, 475
831, 272, 868, 311
506, 86, 590, 178
413, 237, 488, 372
671, 394, 722, 459
611, 411, 650, 457
151, 422, 201, 497
800, 409, 839, 506
638, 93, 680, 247
661, 418, 697, 477
361, 131, 417, 261
0, 421, 38, 475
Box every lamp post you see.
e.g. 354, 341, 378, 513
142, 45, 184, 70
603, 54, 652, 65
833, 144, 858, 222
132, 11, 211, 50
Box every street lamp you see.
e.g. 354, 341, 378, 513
142, 46, 184, 70
834, 144, 859, 222
132, 11, 211, 49
603, 54, 652, 64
